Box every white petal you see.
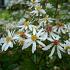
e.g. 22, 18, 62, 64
7, 30, 12, 37
67, 49, 70, 54
49, 46, 55, 57
4, 44, 10, 51
22, 41, 32, 50
59, 43, 64, 47
8, 42, 13, 48
37, 40, 46, 47
2, 43, 7, 51
39, 32, 45, 37
13, 35, 20, 40
58, 28, 61, 34
16, 25, 24, 28
29, 25, 33, 31
37, 28, 44, 36
42, 44, 53, 51
25, 33, 31, 38
30, 10, 38, 14
58, 45, 65, 52
40, 9, 46, 14
47, 37, 53, 41
57, 47, 62, 59
32, 42, 36, 53
51, 33, 60, 40
25, 39, 32, 43
53, 27, 57, 32
39, 33, 47, 41
18, 18, 26, 25
0, 38, 4, 44
61, 28, 65, 34
25, 26, 28, 30
33, 28, 36, 35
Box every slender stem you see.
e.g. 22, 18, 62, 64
55, 0, 59, 18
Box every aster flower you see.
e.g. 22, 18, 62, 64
42, 36, 65, 59
17, 18, 30, 30
43, 24, 60, 38
46, 3, 53, 9
31, 0, 40, 3
38, 15, 52, 28
53, 22, 66, 34
1, 30, 19, 51
22, 28, 46, 53
17, 18, 36, 31
30, 4, 46, 16
28, 0, 40, 8
63, 40, 70, 55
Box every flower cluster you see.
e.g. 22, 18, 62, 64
0, 0, 70, 59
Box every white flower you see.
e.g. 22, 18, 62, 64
22, 28, 46, 53
42, 36, 65, 59
17, 18, 35, 31
30, 5, 46, 16
31, 0, 40, 3
29, 0, 40, 8
44, 24, 60, 38
63, 40, 70, 55
53, 22, 66, 34
1, 30, 19, 51
46, 3, 53, 9
38, 16, 55, 28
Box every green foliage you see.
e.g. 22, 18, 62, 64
1, 47, 70, 70
0, 10, 12, 20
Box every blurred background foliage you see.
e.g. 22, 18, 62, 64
0, 0, 70, 70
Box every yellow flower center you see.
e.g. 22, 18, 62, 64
35, 6, 42, 11
31, 35, 38, 41
24, 21, 29, 27
64, 46, 70, 50
6, 36, 12, 43
56, 22, 64, 27
31, 0, 35, 3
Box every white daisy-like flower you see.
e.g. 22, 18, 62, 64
42, 36, 65, 59
17, 18, 36, 31
44, 24, 60, 38
53, 22, 66, 34
63, 40, 70, 55
31, 0, 40, 3
17, 18, 30, 30
38, 16, 55, 28
1, 30, 19, 51
46, 3, 53, 9
22, 28, 47, 53
28, 0, 40, 8
30, 4, 46, 16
